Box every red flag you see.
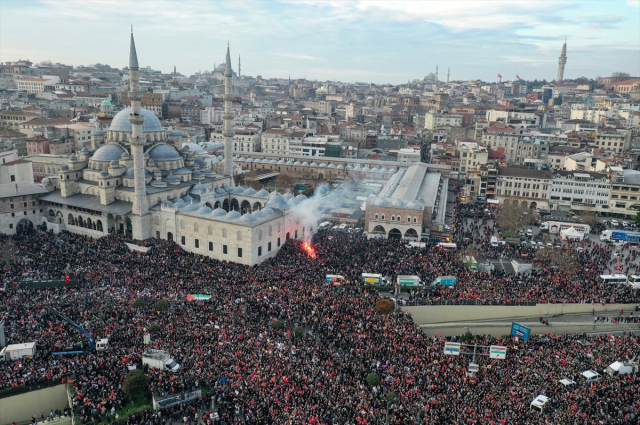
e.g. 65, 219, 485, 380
65, 274, 70, 284
516, 74, 521, 79
498, 74, 502, 78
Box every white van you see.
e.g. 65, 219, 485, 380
490, 236, 499, 247
581, 370, 602, 383
318, 221, 331, 230
530, 395, 549, 412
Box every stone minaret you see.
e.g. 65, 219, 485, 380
223, 44, 235, 180
447, 66, 450, 83
128, 28, 151, 240
556, 40, 567, 83
435, 65, 438, 83
238, 55, 241, 79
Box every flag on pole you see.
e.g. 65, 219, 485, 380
516, 74, 521, 79
498, 74, 502, 78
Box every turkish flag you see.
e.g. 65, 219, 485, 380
65, 274, 70, 284
498, 74, 502, 78
516, 74, 521, 79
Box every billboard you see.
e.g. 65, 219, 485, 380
489, 345, 508, 359
511, 323, 530, 341
444, 342, 461, 356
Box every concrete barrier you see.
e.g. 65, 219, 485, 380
0, 384, 68, 425
404, 303, 638, 325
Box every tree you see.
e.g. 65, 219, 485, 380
553, 95, 563, 106
0, 238, 18, 267
122, 370, 149, 400
495, 202, 530, 236
148, 324, 161, 333
292, 326, 304, 338
612, 72, 630, 80
154, 299, 169, 311
277, 173, 293, 189
577, 211, 598, 227
132, 298, 147, 308
458, 246, 484, 269
385, 391, 399, 403
460, 330, 474, 343
366, 372, 381, 386
375, 299, 395, 315
272, 320, 284, 329
535, 246, 579, 274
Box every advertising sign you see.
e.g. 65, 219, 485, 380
511, 322, 530, 341
489, 345, 508, 359
444, 341, 461, 356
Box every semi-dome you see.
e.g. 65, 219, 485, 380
148, 144, 181, 161
211, 208, 227, 216
108, 107, 164, 133
90, 144, 126, 162
256, 189, 269, 197
225, 211, 241, 219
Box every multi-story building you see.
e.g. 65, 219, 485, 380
424, 112, 462, 130
397, 148, 421, 164
232, 129, 261, 153
0, 110, 39, 129
594, 128, 631, 154
0, 183, 48, 233
495, 167, 552, 209
0, 150, 34, 184
549, 170, 610, 213
49, 138, 75, 156
608, 166, 640, 218
515, 138, 548, 165
121, 92, 163, 117
16, 77, 60, 93
261, 129, 290, 155
481, 126, 519, 164
25, 135, 50, 155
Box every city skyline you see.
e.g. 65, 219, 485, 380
1, 0, 639, 84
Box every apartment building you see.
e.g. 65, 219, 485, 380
261, 129, 290, 155
594, 128, 631, 154
608, 166, 640, 218
549, 171, 610, 213
495, 167, 552, 209
481, 126, 519, 163
424, 112, 462, 130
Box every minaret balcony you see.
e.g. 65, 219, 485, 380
129, 114, 145, 125
222, 112, 235, 120
129, 92, 142, 101
222, 131, 235, 138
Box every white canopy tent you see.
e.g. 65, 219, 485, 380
560, 226, 583, 241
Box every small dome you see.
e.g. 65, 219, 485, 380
81, 147, 89, 152
60, 164, 69, 170
265, 193, 289, 210
254, 210, 266, 218
302, 162, 309, 167
199, 206, 213, 214
173, 200, 186, 209
183, 195, 194, 203
225, 211, 241, 219
256, 189, 269, 197
239, 214, 257, 222
328, 164, 336, 169
254, 158, 262, 164
372, 167, 381, 173
192, 170, 204, 179
246, 158, 254, 163
283, 193, 294, 200
232, 156, 239, 161
148, 144, 181, 161
295, 194, 308, 200
270, 159, 277, 164
261, 207, 275, 214
211, 208, 227, 216
363, 165, 371, 171
277, 159, 285, 165
148, 158, 155, 164
236, 157, 245, 162
319, 163, 328, 168
99, 170, 109, 177
346, 165, 353, 170
293, 161, 302, 166
223, 185, 234, 193
153, 168, 162, 174
243, 188, 257, 196
121, 152, 130, 158
124, 167, 136, 178
110, 160, 118, 165
215, 188, 227, 195
310, 162, 318, 167
101, 99, 112, 106
182, 204, 199, 212
170, 129, 183, 136
217, 155, 224, 161
407, 201, 423, 210
165, 174, 180, 183
41, 177, 51, 185
232, 186, 245, 194
190, 184, 207, 194
380, 168, 389, 173
151, 179, 167, 187
91, 144, 126, 162
391, 169, 398, 174
286, 161, 294, 165
92, 129, 104, 135
194, 157, 206, 167
354, 165, 363, 171
337, 165, 344, 170
143, 153, 149, 158
161, 200, 174, 208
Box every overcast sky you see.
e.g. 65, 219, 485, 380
1, 0, 639, 84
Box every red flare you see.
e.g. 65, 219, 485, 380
302, 241, 316, 258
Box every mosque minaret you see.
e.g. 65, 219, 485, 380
223, 44, 235, 180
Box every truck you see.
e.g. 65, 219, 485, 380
362, 273, 388, 285
397, 275, 423, 286
432, 275, 457, 286
142, 349, 180, 372
604, 360, 638, 376
325, 274, 345, 285
96, 338, 109, 351
0, 342, 36, 361
600, 229, 640, 244
540, 221, 591, 235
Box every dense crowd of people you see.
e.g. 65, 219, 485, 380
1, 204, 639, 424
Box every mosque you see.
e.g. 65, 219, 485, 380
35, 30, 312, 265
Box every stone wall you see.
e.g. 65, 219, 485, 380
0, 384, 68, 425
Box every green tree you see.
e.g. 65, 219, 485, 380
272, 320, 284, 330
123, 370, 149, 400
154, 299, 169, 312
148, 324, 161, 333
553, 95, 563, 106
132, 299, 147, 309
292, 326, 304, 338
366, 372, 381, 386
385, 391, 399, 403
460, 331, 474, 344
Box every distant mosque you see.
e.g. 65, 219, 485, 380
33, 30, 313, 265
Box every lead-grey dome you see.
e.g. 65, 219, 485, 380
182, 143, 204, 154
148, 144, 181, 161
90, 144, 126, 162
232, 186, 245, 194
225, 211, 241, 219
211, 208, 227, 216
239, 214, 257, 222
190, 184, 207, 194
265, 193, 289, 210
199, 206, 213, 214
182, 204, 199, 212
215, 188, 227, 195
256, 189, 269, 197
108, 107, 165, 133
243, 188, 257, 196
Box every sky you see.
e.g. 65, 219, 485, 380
1, 0, 639, 84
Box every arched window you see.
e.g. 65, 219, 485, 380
407, 217, 411, 223
391, 215, 395, 221
396, 216, 401, 222
222, 228, 227, 238
413, 217, 418, 223
180, 220, 185, 230
381, 214, 385, 220
208, 226, 212, 235
194, 223, 199, 232
374, 213, 379, 219
237, 231, 242, 241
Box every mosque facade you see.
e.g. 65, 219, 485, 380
27, 30, 311, 265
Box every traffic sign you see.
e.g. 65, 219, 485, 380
511, 322, 530, 341
444, 341, 461, 356
489, 345, 508, 359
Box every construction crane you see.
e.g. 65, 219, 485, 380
45, 306, 94, 355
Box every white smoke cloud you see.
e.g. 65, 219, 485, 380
287, 183, 332, 241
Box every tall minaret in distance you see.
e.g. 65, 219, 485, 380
128, 27, 151, 240
223, 44, 235, 180
447, 66, 450, 83
435, 64, 438, 83
556, 39, 567, 83
238, 55, 241, 79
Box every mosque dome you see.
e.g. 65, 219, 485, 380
261, 207, 275, 214
92, 129, 104, 136
161, 201, 174, 208
391, 199, 405, 208
60, 164, 69, 170
101, 99, 112, 106
302, 162, 309, 167
310, 162, 318, 167
183, 204, 199, 212
108, 107, 164, 133
232, 186, 245, 194
286, 161, 294, 166
283, 193, 294, 200
328, 164, 336, 169
190, 184, 207, 195
90, 144, 126, 162
173, 200, 186, 209
295, 194, 308, 200
407, 201, 423, 210
277, 159, 285, 165
194, 157, 207, 167
99, 170, 109, 177
215, 188, 227, 195
183, 195, 194, 203
373, 197, 390, 207
211, 208, 227, 217
293, 161, 301, 166
239, 214, 257, 223
223, 185, 234, 193
199, 206, 213, 214
253, 210, 266, 218
236, 157, 245, 162
243, 188, 257, 196
165, 174, 180, 183
170, 129, 183, 136
192, 170, 204, 179
151, 179, 167, 188
225, 211, 241, 219
148, 144, 181, 161
217, 155, 224, 161
41, 177, 51, 185
256, 189, 269, 197
346, 165, 353, 171
254, 159, 262, 164
265, 193, 289, 210
337, 165, 344, 170
246, 158, 254, 163
109, 160, 118, 166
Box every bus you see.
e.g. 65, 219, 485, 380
628, 275, 640, 289
599, 274, 628, 285
437, 242, 457, 251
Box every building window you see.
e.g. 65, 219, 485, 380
10, 175, 15, 182
238, 247, 243, 258
156, 231, 160, 238
374, 213, 378, 219
181, 236, 186, 245
278, 237, 281, 247
407, 217, 411, 223
223, 244, 228, 254
258, 246, 262, 256
381, 214, 385, 220
194, 239, 199, 248
268, 241, 272, 252
295, 230, 298, 238
391, 215, 395, 221
209, 242, 213, 251
414, 217, 418, 223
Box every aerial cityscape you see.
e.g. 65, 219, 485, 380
1, 1, 640, 424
